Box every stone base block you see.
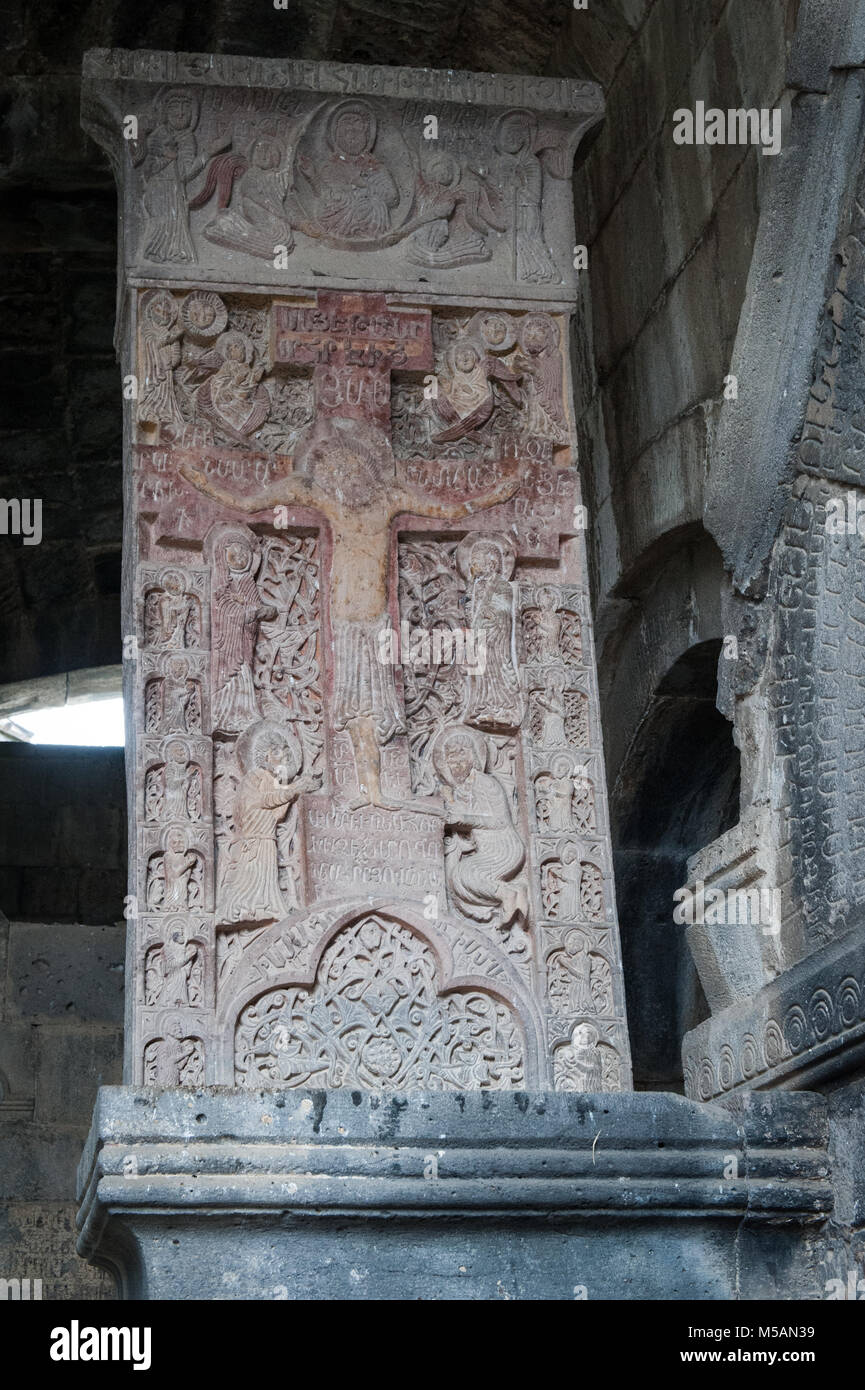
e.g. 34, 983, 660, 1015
77, 1087, 832, 1300
682, 928, 865, 1101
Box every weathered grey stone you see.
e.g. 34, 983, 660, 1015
0, 1202, 114, 1301
682, 926, 865, 1101
33, 1025, 122, 1125
76, 1086, 832, 1300
705, 76, 865, 592
7, 923, 125, 1023
0, 1020, 35, 1116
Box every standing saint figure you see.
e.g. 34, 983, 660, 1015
147, 829, 200, 911
182, 418, 520, 809
494, 110, 558, 285
549, 931, 594, 1016
433, 725, 528, 938
206, 523, 276, 734
534, 667, 567, 747
543, 842, 581, 920
137, 289, 184, 426
146, 924, 200, 1008
458, 534, 524, 732
541, 753, 577, 832
145, 571, 197, 650
216, 722, 315, 926
133, 89, 228, 264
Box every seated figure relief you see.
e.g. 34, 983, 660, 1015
433, 725, 531, 957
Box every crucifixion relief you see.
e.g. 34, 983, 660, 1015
83, 49, 632, 1093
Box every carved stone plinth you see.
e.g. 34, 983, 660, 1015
77, 1086, 831, 1300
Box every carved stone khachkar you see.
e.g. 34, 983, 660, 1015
74, 48, 841, 1306
81, 48, 630, 1096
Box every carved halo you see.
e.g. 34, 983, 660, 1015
235, 719, 303, 780
158, 567, 187, 594
519, 312, 559, 356
182, 290, 228, 340
215, 329, 254, 364
494, 108, 538, 155
430, 723, 489, 784
203, 519, 260, 576
549, 751, 573, 779
141, 287, 179, 330
474, 310, 517, 354
326, 99, 378, 155
156, 87, 200, 131
456, 531, 517, 582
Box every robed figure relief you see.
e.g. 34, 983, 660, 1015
216, 722, 315, 926
433, 726, 528, 945
132, 89, 229, 264
206, 523, 276, 734
299, 101, 398, 241
458, 534, 524, 732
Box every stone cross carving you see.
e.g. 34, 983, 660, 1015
82, 49, 632, 1093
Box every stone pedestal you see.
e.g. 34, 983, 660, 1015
77, 1086, 831, 1300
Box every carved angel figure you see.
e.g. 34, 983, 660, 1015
194, 136, 297, 260
494, 110, 559, 285
133, 89, 228, 264
432, 339, 522, 445
408, 152, 506, 269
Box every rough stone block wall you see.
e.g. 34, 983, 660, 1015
0, 747, 125, 1298
572, 0, 797, 636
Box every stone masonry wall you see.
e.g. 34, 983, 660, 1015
0, 746, 125, 1299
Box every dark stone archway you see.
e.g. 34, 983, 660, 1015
611, 639, 740, 1092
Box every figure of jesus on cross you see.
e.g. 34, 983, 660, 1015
181, 292, 523, 810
